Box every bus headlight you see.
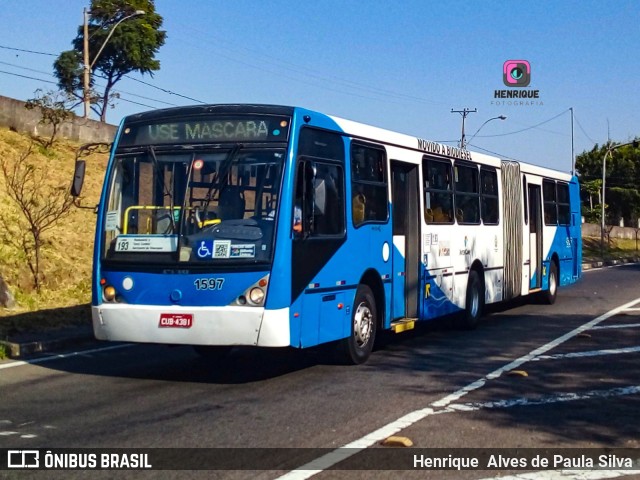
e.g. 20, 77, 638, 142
249, 287, 265, 305
103, 285, 117, 302
232, 274, 269, 307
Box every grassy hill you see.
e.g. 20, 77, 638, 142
0, 127, 107, 337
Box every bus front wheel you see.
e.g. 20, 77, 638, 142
337, 284, 377, 365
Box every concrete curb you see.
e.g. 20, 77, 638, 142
582, 257, 640, 271
1, 326, 95, 359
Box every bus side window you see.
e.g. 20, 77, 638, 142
293, 161, 345, 237
350, 142, 388, 227
423, 156, 454, 224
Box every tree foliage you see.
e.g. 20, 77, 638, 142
54, 0, 166, 122
575, 139, 640, 227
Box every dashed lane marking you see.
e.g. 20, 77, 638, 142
448, 385, 640, 411
276, 297, 640, 480
531, 346, 640, 361
591, 323, 640, 330
0, 344, 132, 371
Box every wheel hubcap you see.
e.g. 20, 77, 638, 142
470, 288, 479, 317
353, 302, 373, 348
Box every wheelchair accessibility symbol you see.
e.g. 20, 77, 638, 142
197, 240, 213, 259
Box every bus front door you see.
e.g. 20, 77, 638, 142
391, 162, 420, 320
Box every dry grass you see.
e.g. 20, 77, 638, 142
582, 236, 640, 262
0, 127, 107, 335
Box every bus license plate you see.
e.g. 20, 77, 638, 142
159, 313, 193, 328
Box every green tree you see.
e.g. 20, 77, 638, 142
54, 0, 166, 122
575, 139, 640, 227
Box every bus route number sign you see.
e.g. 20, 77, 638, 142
158, 313, 193, 328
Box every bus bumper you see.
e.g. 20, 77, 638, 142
91, 304, 291, 347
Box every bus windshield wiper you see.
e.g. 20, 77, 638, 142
148, 145, 177, 234
201, 143, 243, 220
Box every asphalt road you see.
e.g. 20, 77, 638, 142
1, 264, 640, 480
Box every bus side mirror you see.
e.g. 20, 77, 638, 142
71, 160, 86, 197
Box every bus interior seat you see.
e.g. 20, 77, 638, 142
425, 208, 434, 222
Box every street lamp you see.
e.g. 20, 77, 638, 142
600, 140, 639, 259
465, 115, 507, 148
83, 8, 145, 118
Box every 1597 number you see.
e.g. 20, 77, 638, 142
194, 278, 225, 290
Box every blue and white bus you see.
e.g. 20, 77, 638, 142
71, 104, 582, 364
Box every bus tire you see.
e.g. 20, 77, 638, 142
337, 284, 377, 365
193, 345, 233, 361
542, 262, 558, 305
458, 270, 484, 330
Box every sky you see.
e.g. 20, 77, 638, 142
0, 0, 639, 171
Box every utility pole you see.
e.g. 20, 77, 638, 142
83, 8, 90, 118
451, 108, 477, 148
570, 107, 575, 175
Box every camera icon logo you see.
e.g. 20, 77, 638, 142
503, 60, 530, 87
7, 450, 40, 468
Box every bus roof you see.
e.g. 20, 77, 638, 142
119, 104, 574, 181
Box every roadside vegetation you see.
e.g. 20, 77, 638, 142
582, 236, 640, 263
0, 127, 107, 339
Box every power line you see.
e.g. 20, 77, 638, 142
0, 65, 177, 107
0, 69, 57, 85
123, 75, 206, 104
0, 44, 57, 56
0, 60, 52, 76
465, 143, 518, 162
574, 114, 599, 145
474, 109, 571, 138
0, 42, 204, 106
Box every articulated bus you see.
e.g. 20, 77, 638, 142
71, 104, 582, 364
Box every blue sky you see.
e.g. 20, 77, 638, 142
0, 0, 638, 170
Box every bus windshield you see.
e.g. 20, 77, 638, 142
101, 146, 285, 265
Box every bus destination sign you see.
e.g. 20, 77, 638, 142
120, 115, 291, 146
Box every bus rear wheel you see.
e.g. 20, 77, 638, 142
542, 262, 558, 305
456, 270, 484, 329
337, 284, 377, 365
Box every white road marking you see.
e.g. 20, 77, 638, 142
0, 344, 132, 370
275, 297, 640, 480
449, 385, 640, 411
591, 323, 640, 330
478, 469, 640, 480
532, 346, 640, 361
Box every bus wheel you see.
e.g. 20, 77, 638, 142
338, 285, 377, 365
458, 270, 484, 329
193, 345, 233, 361
542, 262, 558, 305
